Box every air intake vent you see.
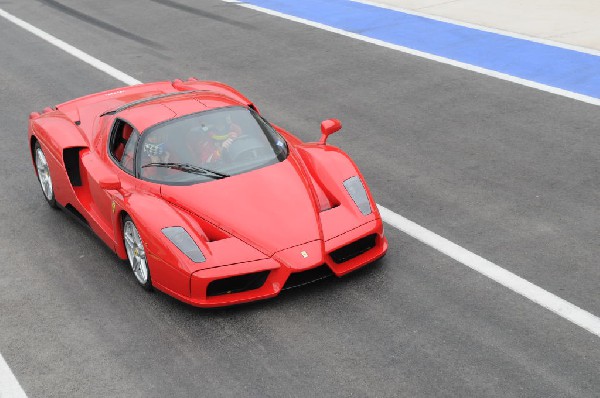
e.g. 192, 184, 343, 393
330, 234, 376, 264
63, 147, 85, 186
206, 271, 270, 297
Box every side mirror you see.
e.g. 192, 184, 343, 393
319, 118, 342, 145
99, 174, 121, 190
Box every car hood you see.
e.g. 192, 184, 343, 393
160, 158, 322, 256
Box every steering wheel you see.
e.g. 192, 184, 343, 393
224, 135, 271, 162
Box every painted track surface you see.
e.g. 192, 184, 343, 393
367, 0, 600, 51
1, 0, 600, 396
235, 0, 600, 98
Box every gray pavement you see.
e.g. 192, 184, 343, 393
1, 0, 600, 396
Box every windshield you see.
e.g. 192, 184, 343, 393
138, 106, 288, 184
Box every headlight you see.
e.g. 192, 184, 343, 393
343, 176, 372, 215
162, 226, 206, 263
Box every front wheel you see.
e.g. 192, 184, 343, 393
123, 216, 152, 290
34, 141, 57, 208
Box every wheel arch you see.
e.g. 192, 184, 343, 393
30, 135, 39, 167
114, 196, 201, 298
114, 209, 131, 260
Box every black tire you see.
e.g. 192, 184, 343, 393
33, 141, 58, 208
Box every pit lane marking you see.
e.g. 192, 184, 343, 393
0, 9, 141, 86
377, 205, 600, 338
224, 0, 600, 106
351, 0, 600, 57
0, 9, 600, 395
0, 353, 27, 397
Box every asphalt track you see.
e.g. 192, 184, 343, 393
1, 0, 600, 396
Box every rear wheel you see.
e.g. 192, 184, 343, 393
123, 215, 152, 290
34, 141, 57, 208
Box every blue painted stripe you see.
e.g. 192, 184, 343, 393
241, 0, 600, 98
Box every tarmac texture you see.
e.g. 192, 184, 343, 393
1, 0, 599, 397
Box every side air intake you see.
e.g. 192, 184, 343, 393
206, 271, 270, 297
63, 147, 85, 186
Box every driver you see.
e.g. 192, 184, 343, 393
188, 114, 241, 164
143, 138, 170, 164
141, 129, 177, 178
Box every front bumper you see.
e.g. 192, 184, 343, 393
155, 218, 387, 308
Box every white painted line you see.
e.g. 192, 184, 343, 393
0, 353, 27, 398
0, 8, 142, 86
351, 0, 600, 57
231, 1, 600, 107
377, 204, 600, 338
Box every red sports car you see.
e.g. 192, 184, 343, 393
28, 78, 388, 307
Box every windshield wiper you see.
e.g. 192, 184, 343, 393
141, 162, 229, 179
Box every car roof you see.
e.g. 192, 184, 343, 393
114, 90, 247, 133
54, 80, 254, 136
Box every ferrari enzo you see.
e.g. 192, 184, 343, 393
28, 78, 388, 307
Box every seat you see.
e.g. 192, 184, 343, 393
113, 124, 134, 162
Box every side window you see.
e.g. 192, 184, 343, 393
120, 131, 139, 173
109, 119, 138, 174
